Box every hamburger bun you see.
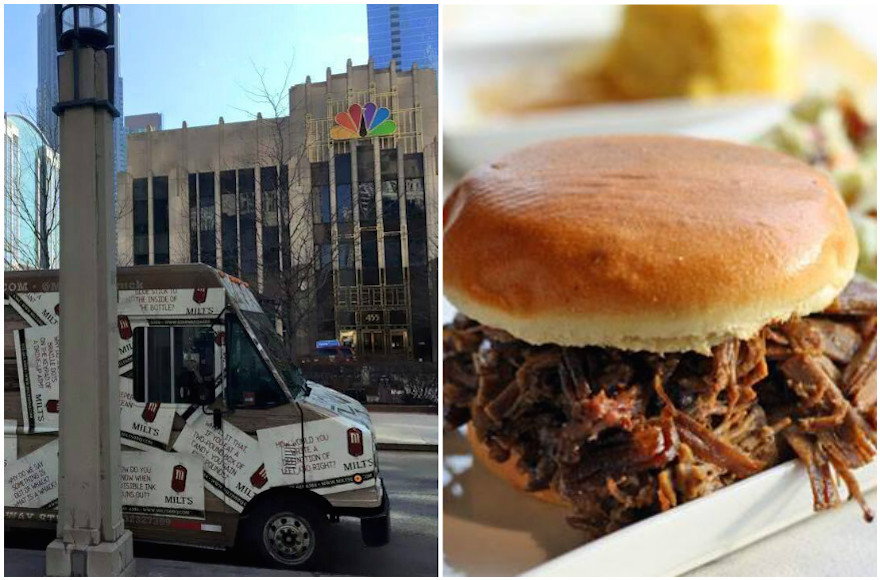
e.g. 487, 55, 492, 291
466, 426, 568, 506
444, 135, 858, 353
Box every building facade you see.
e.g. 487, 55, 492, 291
4, 113, 60, 270
367, 4, 438, 71
125, 113, 163, 135
37, 4, 124, 193
119, 61, 438, 362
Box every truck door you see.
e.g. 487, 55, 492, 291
130, 322, 221, 522
218, 314, 291, 505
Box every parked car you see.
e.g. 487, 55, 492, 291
302, 343, 357, 364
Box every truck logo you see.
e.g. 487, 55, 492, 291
46, 399, 59, 413
250, 464, 268, 489
142, 402, 160, 423
193, 288, 208, 304
214, 331, 225, 346
118, 315, 132, 340
347, 427, 364, 457
171, 464, 187, 493
353, 474, 364, 484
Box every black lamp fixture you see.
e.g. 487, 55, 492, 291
52, 4, 119, 118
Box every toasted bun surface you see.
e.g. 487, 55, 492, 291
466, 426, 568, 506
444, 136, 858, 353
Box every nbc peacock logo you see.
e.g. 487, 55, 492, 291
330, 103, 396, 140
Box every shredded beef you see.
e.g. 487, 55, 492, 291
444, 277, 878, 537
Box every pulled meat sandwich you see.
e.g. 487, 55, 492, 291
443, 135, 877, 539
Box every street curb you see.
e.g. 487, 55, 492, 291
377, 442, 438, 452
366, 405, 438, 414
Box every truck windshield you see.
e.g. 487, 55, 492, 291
237, 311, 306, 398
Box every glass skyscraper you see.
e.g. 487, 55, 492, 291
35, 5, 58, 151
367, 4, 438, 71
4, 113, 60, 269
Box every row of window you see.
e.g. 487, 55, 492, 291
337, 286, 407, 309
312, 149, 425, 230
129, 146, 432, 360
315, 149, 427, 354
180, 166, 292, 292
133, 176, 169, 265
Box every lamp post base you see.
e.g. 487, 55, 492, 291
46, 530, 135, 577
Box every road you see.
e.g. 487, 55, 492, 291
4, 451, 438, 577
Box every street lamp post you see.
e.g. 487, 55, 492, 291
45, 5, 135, 576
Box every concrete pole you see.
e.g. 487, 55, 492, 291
45, 47, 135, 576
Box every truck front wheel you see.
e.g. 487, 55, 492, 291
243, 498, 328, 569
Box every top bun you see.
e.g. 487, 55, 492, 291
443, 136, 857, 354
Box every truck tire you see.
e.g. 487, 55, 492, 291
242, 497, 329, 569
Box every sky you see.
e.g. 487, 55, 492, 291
4, 3, 369, 128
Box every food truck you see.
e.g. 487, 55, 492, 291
4, 265, 389, 568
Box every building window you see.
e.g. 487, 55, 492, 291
311, 162, 330, 224
188, 174, 198, 263
316, 273, 335, 336
357, 144, 376, 227
132, 177, 149, 265
152, 176, 169, 264
361, 230, 379, 285
380, 149, 399, 232
317, 241, 332, 270
404, 154, 425, 182
404, 153, 432, 361
279, 165, 290, 271
381, 180, 400, 233
384, 234, 403, 284
198, 172, 216, 266
338, 240, 356, 287
335, 154, 353, 240
220, 170, 238, 275
405, 153, 428, 265
261, 166, 280, 287
133, 326, 216, 404
405, 153, 427, 240
379, 149, 400, 232
238, 168, 257, 283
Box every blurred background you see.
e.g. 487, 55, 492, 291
443, 4, 877, 280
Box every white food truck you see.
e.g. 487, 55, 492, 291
4, 265, 389, 568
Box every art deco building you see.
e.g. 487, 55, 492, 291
118, 60, 438, 362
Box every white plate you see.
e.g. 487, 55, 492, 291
442, 301, 877, 576
444, 35, 791, 172
443, 5, 877, 173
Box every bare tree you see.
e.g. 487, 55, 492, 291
234, 57, 335, 359
4, 106, 60, 270
114, 177, 134, 267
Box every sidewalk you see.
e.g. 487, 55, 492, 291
4, 548, 325, 577
370, 411, 438, 451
